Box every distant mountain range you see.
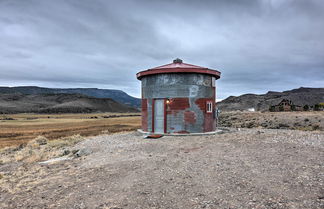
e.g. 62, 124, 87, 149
217, 87, 324, 111
0, 93, 138, 114
0, 86, 140, 108
1, 86, 323, 113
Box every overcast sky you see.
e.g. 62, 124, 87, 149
0, 0, 323, 99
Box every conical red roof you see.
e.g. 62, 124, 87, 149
136, 58, 221, 80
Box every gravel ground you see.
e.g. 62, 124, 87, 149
1, 128, 323, 209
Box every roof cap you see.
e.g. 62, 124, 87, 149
173, 58, 183, 64
136, 59, 221, 80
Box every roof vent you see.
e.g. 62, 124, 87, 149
173, 58, 183, 64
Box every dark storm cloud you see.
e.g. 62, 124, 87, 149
0, 0, 323, 99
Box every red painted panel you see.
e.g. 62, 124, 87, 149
141, 99, 148, 131
195, 98, 207, 111
205, 99, 216, 132
184, 110, 196, 124
167, 98, 190, 111
194, 98, 216, 132
136, 61, 221, 80
204, 113, 215, 132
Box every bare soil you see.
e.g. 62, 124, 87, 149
1, 129, 323, 209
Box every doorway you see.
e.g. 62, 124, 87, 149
153, 99, 165, 133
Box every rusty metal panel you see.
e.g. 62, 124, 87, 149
141, 99, 148, 131
140, 73, 217, 133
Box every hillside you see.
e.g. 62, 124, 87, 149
0, 93, 139, 114
0, 86, 140, 108
217, 87, 324, 111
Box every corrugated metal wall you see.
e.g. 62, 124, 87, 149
141, 73, 216, 133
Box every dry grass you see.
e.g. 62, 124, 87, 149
0, 113, 141, 148
0, 135, 84, 164
219, 111, 324, 131
0, 134, 88, 196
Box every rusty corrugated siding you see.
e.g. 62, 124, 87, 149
137, 59, 221, 134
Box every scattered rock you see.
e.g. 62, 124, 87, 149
61, 149, 70, 156
38, 156, 72, 165
34, 136, 48, 145
74, 148, 92, 157
2, 130, 323, 208
71, 149, 79, 155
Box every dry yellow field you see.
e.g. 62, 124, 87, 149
0, 113, 141, 148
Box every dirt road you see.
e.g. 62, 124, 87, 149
1, 129, 323, 208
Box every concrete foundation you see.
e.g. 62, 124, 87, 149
137, 129, 222, 136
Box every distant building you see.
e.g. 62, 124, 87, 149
270, 99, 303, 112
136, 58, 221, 134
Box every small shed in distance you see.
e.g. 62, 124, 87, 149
136, 58, 221, 134
270, 99, 303, 112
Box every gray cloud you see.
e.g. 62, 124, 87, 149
0, 0, 323, 99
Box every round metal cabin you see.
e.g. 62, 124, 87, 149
136, 58, 221, 134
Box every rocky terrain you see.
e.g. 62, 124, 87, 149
0, 129, 323, 209
0, 86, 141, 108
0, 93, 139, 114
219, 111, 324, 131
217, 87, 324, 111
